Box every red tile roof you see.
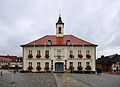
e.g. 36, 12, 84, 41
21, 35, 97, 47
0, 55, 17, 60
0, 57, 12, 61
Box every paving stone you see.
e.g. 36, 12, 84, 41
0, 70, 57, 87
69, 73, 120, 87
54, 73, 92, 87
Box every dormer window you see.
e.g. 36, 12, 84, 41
59, 27, 61, 34
66, 40, 71, 45
48, 40, 52, 45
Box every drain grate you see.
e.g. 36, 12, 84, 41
9, 82, 16, 84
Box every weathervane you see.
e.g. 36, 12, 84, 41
59, 9, 61, 17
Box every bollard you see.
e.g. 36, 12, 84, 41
1, 71, 2, 76
110, 65, 112, 74
14, 70, 16, 74
116, 66, 118, 75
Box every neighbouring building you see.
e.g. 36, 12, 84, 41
0, 57, 12, 68
21, 15, 97, 73
0, 55, 23, 69
0, 55, 17, 68
9, 57, 23, 69
96, 54, 120, 72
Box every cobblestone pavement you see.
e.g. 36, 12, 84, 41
69, 73, 120, 87
54, 73, 92, 87
1, 70, 120, 87
0, 70, 57, 87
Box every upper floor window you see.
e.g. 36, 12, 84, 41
70, 50, 73, 55
37, 50, 40, 55
48, 40, 52, 45
86, 50, 90, 55
78, 62, 81, 66
45, 62, 49, 67
57, 50, 61, 57
86, 62, 90, 66
29, 62, 32, 67
59, 27, 61, 34
78, 50, 82, 55
37, 62, 40, 67
70, 62, 73, 66
29, 50, 32, 55
45, 50, 49, 55
66, 40, 71, 45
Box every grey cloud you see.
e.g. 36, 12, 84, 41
0, 0, 120, 58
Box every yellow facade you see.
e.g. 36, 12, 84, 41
23, 46, 96, 72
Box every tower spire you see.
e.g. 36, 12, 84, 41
56, 10, 64, 24
56, 11, 64, 37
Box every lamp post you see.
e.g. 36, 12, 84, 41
1, 71, 2, 76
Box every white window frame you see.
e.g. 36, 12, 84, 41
37, 50, 40, 55
45, 50, 49, 55
78, 62, 81, 66
37, 62, 40, 67
86, 50, 90, 55
29, 50, 32, 55
86, 62, 90, 66
48, 40, 52, 45
29, 62, 32, 67
70, 50, 73, 55
45, 62, 49, 67
78, 50, 82, 55
70, 62, 73, 66
57, 50, 61, 57
66, 40, 71, 45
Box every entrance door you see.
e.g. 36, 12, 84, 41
55, 62, 64, 71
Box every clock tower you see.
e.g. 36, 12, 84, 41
56, 14, 64, 37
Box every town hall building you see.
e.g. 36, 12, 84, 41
21, 15, 97, 73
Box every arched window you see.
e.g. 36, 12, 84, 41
66, 40, 71, 45
48, 40, 52, 45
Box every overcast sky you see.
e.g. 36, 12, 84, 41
0, 0, 120, 58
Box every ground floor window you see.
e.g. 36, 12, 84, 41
78, 62, 81, 66
37, 62, 40, 67
86, 62, 90, 66
29, 62, 32, 67
45, 62, 49, 67
70, 62, 73, 66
